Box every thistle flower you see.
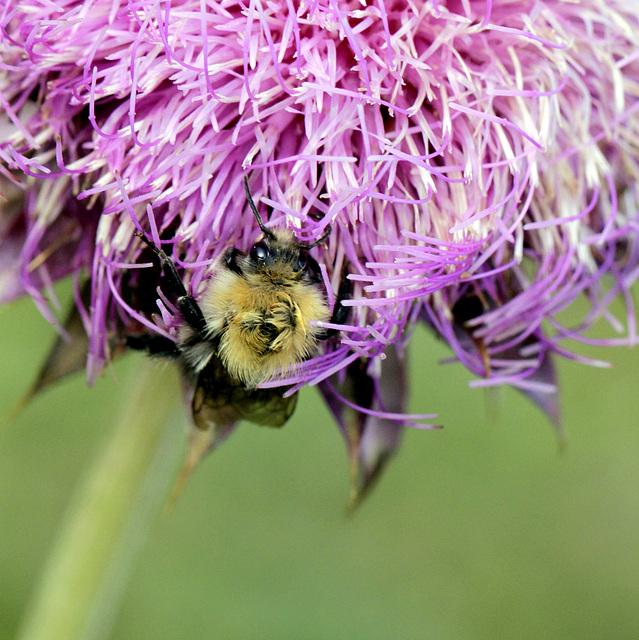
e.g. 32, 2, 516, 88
2, 0, 639, 502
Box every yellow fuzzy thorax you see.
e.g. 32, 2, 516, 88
200, 266, 330, 387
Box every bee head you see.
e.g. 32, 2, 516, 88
249, 233, 307, 271
243, 177, 330, 282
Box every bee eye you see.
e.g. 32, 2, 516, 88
250, 241, 269, 263
296, 253, 307, 271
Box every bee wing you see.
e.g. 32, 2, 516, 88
192, 356, 298, 429
168, 358, 298, 505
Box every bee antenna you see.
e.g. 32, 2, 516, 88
244, 176, 275, 240
297, 224, 332, 250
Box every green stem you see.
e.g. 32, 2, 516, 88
16, 360, 183, 640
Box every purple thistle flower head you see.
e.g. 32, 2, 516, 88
2, 0, 639, 502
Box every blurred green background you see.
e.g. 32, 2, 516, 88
2, 288, 639, 640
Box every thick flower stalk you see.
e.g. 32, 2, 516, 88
2, 0, 639, 500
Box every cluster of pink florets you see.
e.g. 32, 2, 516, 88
2, 0, 639, 435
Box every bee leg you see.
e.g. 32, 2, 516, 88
135, 232, 208, 336
331, 272, 351, 325
319, 271, 352, 340
126, 334, 181, 358
175, 295, 208, 336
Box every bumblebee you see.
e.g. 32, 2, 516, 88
127, 177, 344, 432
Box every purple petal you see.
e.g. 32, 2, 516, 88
319, 346, 410, 507
3, 0, 639, 500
